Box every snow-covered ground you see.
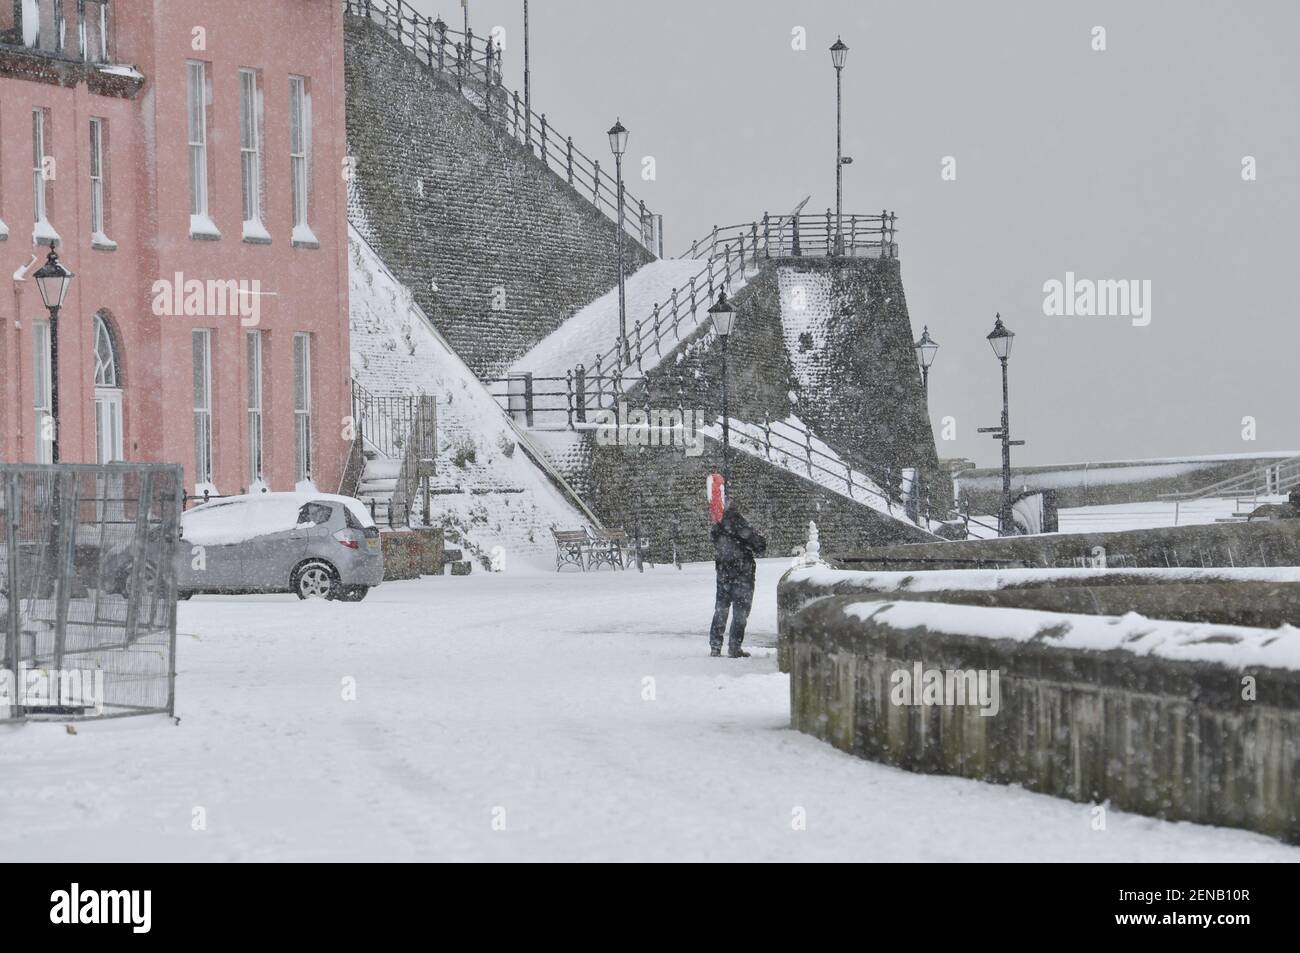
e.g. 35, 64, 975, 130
2, 561, 1294, 862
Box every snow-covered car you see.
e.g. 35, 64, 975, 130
176, 493, 383, 601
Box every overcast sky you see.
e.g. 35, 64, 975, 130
408, 0, 1300, 469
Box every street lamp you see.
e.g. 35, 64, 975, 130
608, 118, 630, 366
33, 243, 74, 463
913, 325, 939, 393
709, 290, 737, 484
830, 36, 849, 256
980, 313, 1023, 536
911, 325, 939, 526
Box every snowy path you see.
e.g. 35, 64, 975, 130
1, 561, 1295, 862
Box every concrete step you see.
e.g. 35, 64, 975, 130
362, 460, 403, 480
359, 478, 398, 494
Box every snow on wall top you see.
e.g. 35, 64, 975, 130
788, 563, 1300, 592
840, 599, 1300, 672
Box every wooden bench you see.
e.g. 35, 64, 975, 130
587, 529, 629, 571
552, 529, 592, 571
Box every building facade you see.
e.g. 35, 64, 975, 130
0, 0, 350, 494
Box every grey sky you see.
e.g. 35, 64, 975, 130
407, 0, 1300, 469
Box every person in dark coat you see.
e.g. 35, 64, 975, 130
709, 502, 767, 657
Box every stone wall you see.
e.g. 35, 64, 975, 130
344, 17, 655, 379
631, 256, 942, 494
560, 430, 935, 564
784, 590, 1300, 844
955, 455, 1296, 511
834, 518, 1300, 570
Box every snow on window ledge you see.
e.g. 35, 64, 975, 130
91, 231, 118, 251
190, 214, 222, 241
291, 223, 320, 249
32, 219, 61, 247
242, 219, 273, 245
96, 63, 146, 81
295, 478, 318, 493
193, 481, 220, 500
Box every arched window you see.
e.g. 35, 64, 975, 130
92, 312, 123, 463
93, 313, 119, 386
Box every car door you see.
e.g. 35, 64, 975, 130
249, 501, 333, 590
177, 500, 250, 593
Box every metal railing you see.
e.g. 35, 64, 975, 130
682, 211, 899, 261
343, 0, 658, 254
577, 211, 899, 382
486, 372, 945, 529
1159, 454, 1300, 524
351, 378, 419, 460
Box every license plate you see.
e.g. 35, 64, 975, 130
367, 538, 379, 551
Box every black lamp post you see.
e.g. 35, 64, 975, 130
608, 118, 630, 366
912, 326, 939, 525
913, 325, 938, 394
33, 243, 74, 463
830, 37, 849, 256
708, 290, 737, 484
980, 314, 1022, 536
523, 0, 531, 139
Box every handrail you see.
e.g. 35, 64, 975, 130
1158, 455, 1300, 501
575, 210, 899, 387
343, 0, 658, 255
680, 210, 899, 261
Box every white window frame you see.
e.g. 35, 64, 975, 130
288, 75, 316, 245
93, 314, 123, 463
239, 68, 267, 242
192, 329, 213, 489
246, 330, 263, 486
89, 117, 115, 247
32, 107, 59, 244
79, 0, 108, 62
187, 61, 218, 238
33, 320, 53, 464
293, 333, 312, 483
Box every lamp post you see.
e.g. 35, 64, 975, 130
708, 290, 737, 484
33, 243, 74, 463
608, 118, 630, 366
912, 326, 939, 525
523, 0, 531, 137
830, 36, 848, 256
913, 325, 938, 394
979, 314, 1022, 536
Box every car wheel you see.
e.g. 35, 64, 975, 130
336, 586, 369, 602
293, 561, 339, 600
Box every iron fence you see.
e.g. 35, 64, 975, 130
343, 0, 659, 254
1, 463, 181, 722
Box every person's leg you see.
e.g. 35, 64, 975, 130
709, 573, 732, 652
727, 577, 754, 655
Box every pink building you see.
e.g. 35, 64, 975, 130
0, 0, 350, 495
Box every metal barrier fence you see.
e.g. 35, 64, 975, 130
1, 464, 181, 722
